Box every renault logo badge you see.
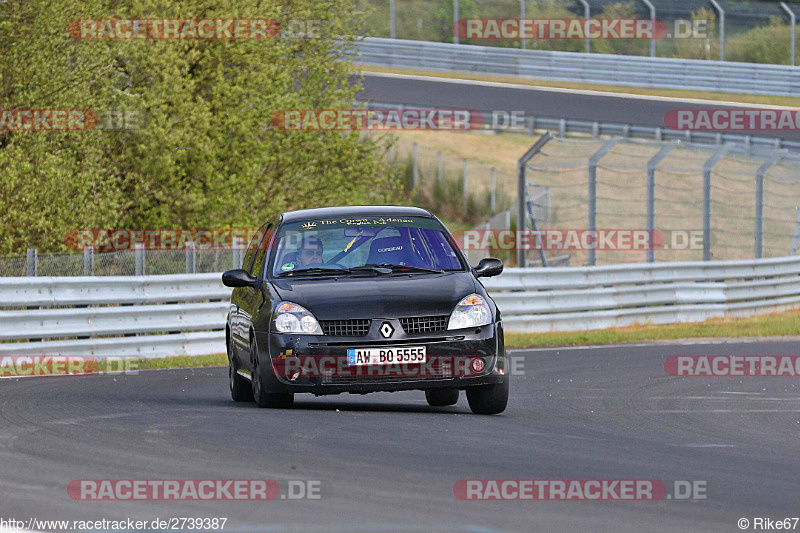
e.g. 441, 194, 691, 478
380, 322, 394, 338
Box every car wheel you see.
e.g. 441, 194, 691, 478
466, 376, 509, 415
251, 336, 294, 409
425, 389, 459, 407
229, 336, 253, 402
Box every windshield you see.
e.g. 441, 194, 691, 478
268, 216, 464, 277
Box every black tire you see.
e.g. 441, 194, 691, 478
425, 388, 459, 407
251, 337, 294, 409
466, 376, 509, 415
229, 335, 253, 402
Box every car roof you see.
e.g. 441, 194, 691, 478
280, 205, 434, 223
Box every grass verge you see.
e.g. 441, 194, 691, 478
97, 353, 227, 372
357, 64, 800, 107
505, 308, 800, 347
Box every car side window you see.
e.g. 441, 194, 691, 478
241, 224, 269, 272
249, 225, 273, 277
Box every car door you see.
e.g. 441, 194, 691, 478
231, 224, 269, 352
238, 222, 274, 362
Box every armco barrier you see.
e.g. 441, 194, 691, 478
1, 256, 799, 357
483, 255, 800, 332
352, 38, 800, 97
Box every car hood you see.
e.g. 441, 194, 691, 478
270, 272, 477, 320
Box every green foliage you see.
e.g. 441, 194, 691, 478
0, 0, 394, 253
727, 16, 793, 65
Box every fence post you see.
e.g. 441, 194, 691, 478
755, 157, 780, 259
792, 208, 800, 255
135, 242, 145, 275
388, 145, 395, 165
646, 144, 675, 263
519, 0, 526, 49
83, 246, 94, 276
437, 151, 443, 186
702, 145, 730, 261
233, 237, 244, 269
185, 240, 196, 274
26, 248, 37, 276
710, 0, 725, 61
517, 132, 553, 268
577, 0, 590, 53
640, 0, 657, 57
453, 0, 459, 45
462, 159, 468, 211
783, 3, 797, 66
389, 0, 396, 39
491, 168, 497, 215
587, 138, 620, 266
413, 142, 418, 189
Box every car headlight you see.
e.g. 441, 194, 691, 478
272, 301, 323, 335
448, 293, 492, 330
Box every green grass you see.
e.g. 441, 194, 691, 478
96, 353, 227, 372
505, 308, 800, 347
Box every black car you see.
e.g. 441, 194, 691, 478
222, 205, 508, 414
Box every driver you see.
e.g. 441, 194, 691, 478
296, 236, 324, 267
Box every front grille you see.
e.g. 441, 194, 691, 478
400, 315, 449, 334
319, 319, 370, 337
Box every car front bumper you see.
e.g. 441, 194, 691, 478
255, 322, 506, 395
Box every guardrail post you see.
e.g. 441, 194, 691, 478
83, 246, 94, 276
26, 248, 37, 277
528, 117, 535, 136
702, 145, 730, 261
577, 0, 590, 53
710, 0, 725, 61
592, 122, 599, 139
134, 242, 145, 275
453, 0, 459, 45
462, 159, 468, 211
185, 240, 196, 274
389, 0, 396, 39
640, 0, 656, 57
755, 157, 781, 259
491, 168, 497, 215
233, 237, 244, 269
437, 151, 443, 185
517, 132, 553, 268
781, 2, 796, 66
588, 138, 620, 266
412, 142, 418, 189
647, 144, 675, 263
559, 119, 566, 138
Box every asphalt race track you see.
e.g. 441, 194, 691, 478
2, 340, 799, 532
356, 72, 800, 142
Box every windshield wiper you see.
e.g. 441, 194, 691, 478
364, 263, 444, 274
277, 267, 350, 277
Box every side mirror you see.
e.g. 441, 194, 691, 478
222, 269, 257, 288
474, 258, 503, 278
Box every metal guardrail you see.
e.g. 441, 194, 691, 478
483, 255, 800, 332
362, 101, 800, 151
0, 274, 229, 358
2, 256, 799, 356
353, 38, 800, 97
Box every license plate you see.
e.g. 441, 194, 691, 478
347, 346, 427, 365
